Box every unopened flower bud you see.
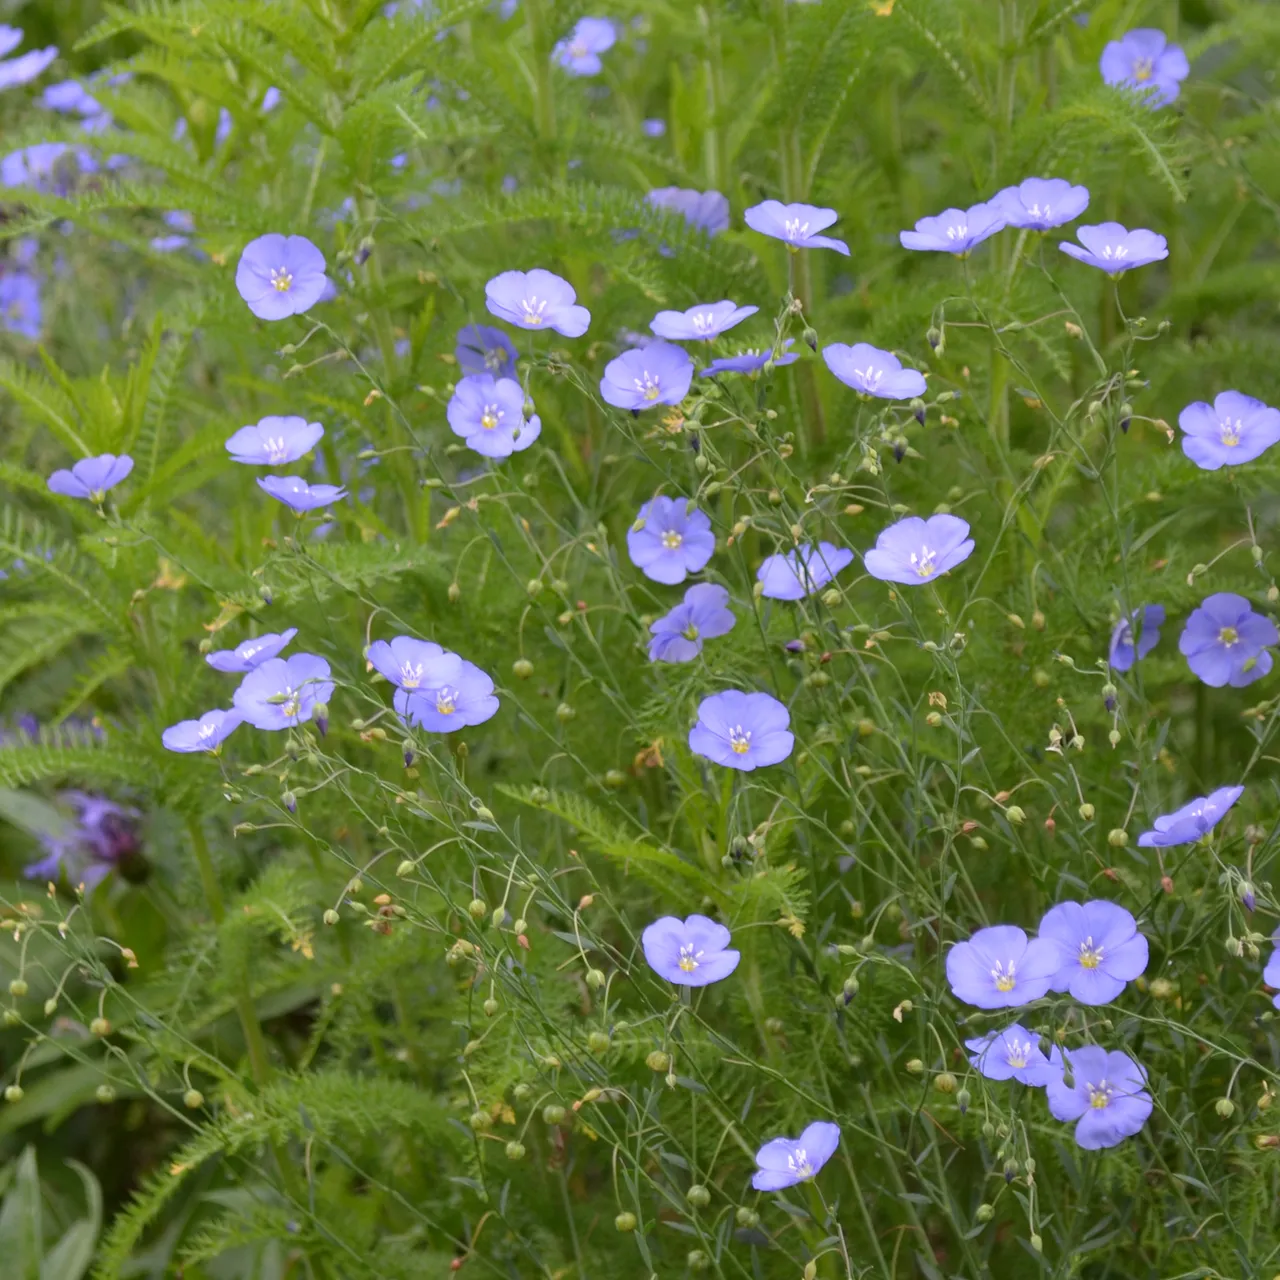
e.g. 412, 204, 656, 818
1078, 803, 1095, 821
615, 1211, 637, 1232
976, 1203, 994, 1222
687, 1250, 709, 1272
1108, 729, 1121, 746
555, 702, 576, 722
43, 998, 56, 1016
468, 898, 488, 921
585, 968, 606, 990
1216, 1097, 1235, 1118
323, 908, 340, 926
1003, 1158, 1019, 1182
1107, 828, 1129, 848
981, 1121, 996, 1140
925, 711, 942, 727
1226, 936, 1243, 958
1030, 1233, 1043, 1254
505, 1140, 526, 1160
587, 1030, 611, 1054
184, 1088, 204, 1109
686, 1184, 710, 1208
512, 917, 528, 934
1149, 977, 1175, 1000
956, 1088, 971, 1114
934, 1072, 957, 1094
905, 1058, 924, 1075
8, 979, 27, 997
90, 1017, 111, 1038
513, 657, 534, 679
4, 1085, 23, 1103
448, 581, 461, 603
604, 768, 627, 788
96, 1084, 116, 1104
483, 997, 499, 1017
468, 1110, 492, 1132
1005, 805, 1025, 825
802, 326, 818, 351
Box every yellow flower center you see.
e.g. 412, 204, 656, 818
910, 546, 938, 578
1088, 1081, 1112, 1109
436, 689, 457, 715
1078, 937, 1103, 970
661, 530, 683, 549
480, 404, 501, 430
990, 961, 1016, 992
728, 726, 751, 755
678, 943, 701, 972
1133, 57, 1153, 82
270, 267, 293, 293
682, 624, 699, 641
1220, 419, 1242, 447
1219, 626, 1239, 647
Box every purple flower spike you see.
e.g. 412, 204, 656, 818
1109, 604, 1164, 672
757, 541, 854, 601
394, 659, 499, 732
822, 343, 927, 400
447, 374, 540, 459
646, 188, 730, 236
650, 300, 758, 342
899, 202, 1006, 256
863, 514, 974, 586
945, 924, 1059, 1009
161, 709, 243, 754
1179, 391, 1280, 470
744, 200, 850, 255
235, 233, 328, 320
47, 453, 133, 502
965, 1023, 1061, 1086
1047, 1046, 1153, 1149
0, 47, 58, 92
258, 475, 347, 513
751, 1122, 840, 1191
225, 416, 324, 465
701, 340, 799, 377
642, 914, 740, 986
1137, 785, 1244, 848
1264, 942, 1280, 1010
485, 268, 589, 337
367, 637, 461, 690
601, 342, 694, 411
648, 583, 736, 663
1101, 29, 1189, 107
553, 17, 616, 76
688, 689, 793, 772
232, 654, 334, 731
1058, 223, 1168, 276
1179, 593, 1277, 687
456, 323, 518, 377
626, 496, 714, 585
207, 628, 298, 673
991, 177, 1090, 231
1038, 900, 1149, 1005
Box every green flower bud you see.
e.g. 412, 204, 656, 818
1030, 1233, 1043, 1254
543, 1104, 566, 1125
1107, 827, 1129, 847
934, 1071, 957, 1094
8, 979, 27, 997
686, 1184, 711, 1208
905, 1058, 924, 1075
736, 1206, 759, 1229
505, 1140, 526, 1160
1004, 805, 1025, 825
184, 1089, 204, 1109
555, 702, 576, 722
513, 658, 534, 679
646, 1050, 671, 1072
43, 998, 56, 1016
483, 998, 499, 1017
468, 898, 488, 921
529, 786, 550, 806
585, 968, 606, 990
469, 1110, 492, 1132
687, 1250, 709, 1272
615, 1211, 637, 1233
95, 1084, 116, 1104
587, 1030, 611, 1054
512, 918, 528, 934
448, 581, 461, 603
90, 1017, 111, 1038
512, 1082, 532, 1102
1078, 802, 1095, 821
323, 908, 340, 926
976, 1204, 994, 1223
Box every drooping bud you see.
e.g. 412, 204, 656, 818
1215, 1097, 1235, 1118
513, 657, 534, 679
505, 1140, 526, 1160
615, 1211, 637, 1233
585, 968, 606, 990
686, 1184, 711, 1208
323, 908, 340, 926
1107, 828, 1129, 848
184, 1089, 204, 1109
976, 1204, 994, 1223
90, 1017, 111, 1038
468, 898, 488, 921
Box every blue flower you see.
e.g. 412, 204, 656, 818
863, 514, 974, 585
1038, 900, 1149, 1005
1264, 941, 1280, 1010
1047, 1046, 1152, 1149
642, 914, 740, 986
689, 689, 793, 771
945, 924, 1059, 1009
151, 211, 195, 253
162, 708, 243, 753
751, 1122, 840, 1191
966, 1024, 1061, 1086
207, 628, 298, 673
648, 583, 735, 663
367, 637, 461, 689
41, 79, 98, 115
456, 323, 518, 376
235, 233, 328, 320
1109, 604, 1164, 671
553, 17, 616, 76
990, 177, 1090, 231
1, 143, 81, 193
232, 654, 334, 730
1137, 786, 1244, 848
447, 374, 541, 458
900, 202, 1006, 256
646, 187, 729, 236
1178, 391, 1280, 470
0, 27, 20, 58
642, 118, 666, 137
485, 268, 590, 337
0, 271, 40, 338
744, 200, 849, 255
394, 659, 499, 731
626, 496, 714, 585
262, 86, 281, 111
0, 45, 58, 92
1179, 593, 1276, 687
1101, 29, 1188, 107
757, 541, 854, 600
822, 342, 926, 399
226, 416, 324, 465
258, 475, 347, 513
1058, 223, 1167, 275
650, 300, 758, 342
47, 454, 133, 501
601, 343, 693, 411
700, 340, 798, 378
